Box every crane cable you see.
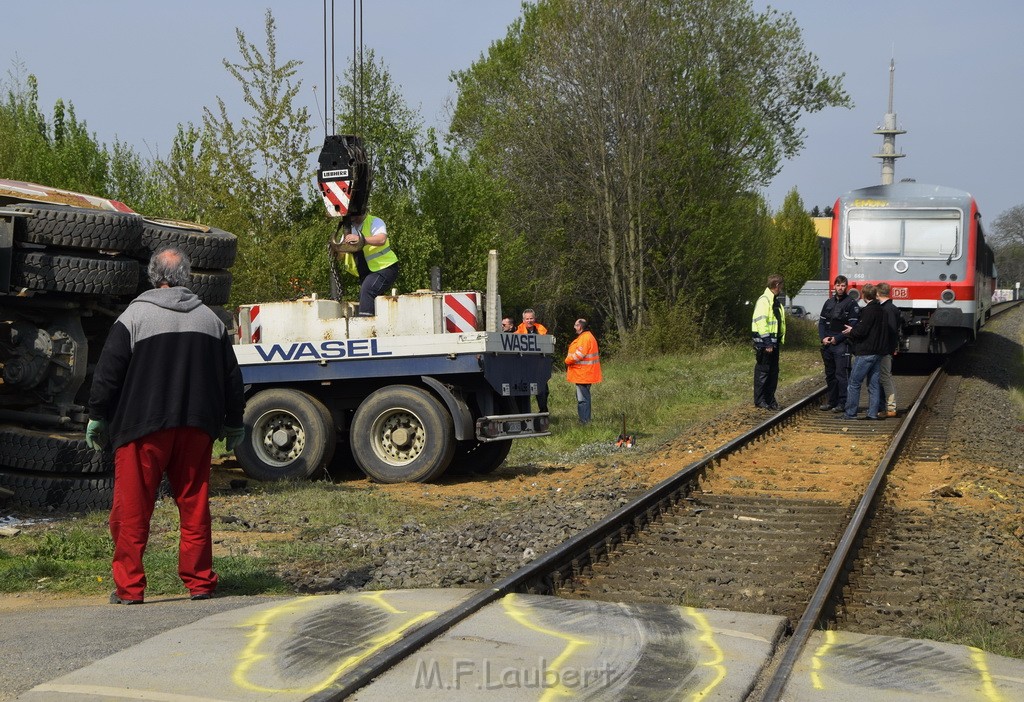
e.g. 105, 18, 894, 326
322, 0, 364, 136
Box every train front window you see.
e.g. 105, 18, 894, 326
846, 209, 961, 259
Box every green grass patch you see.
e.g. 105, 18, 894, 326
913, 600, 1024, 659
510, 338, 822, 464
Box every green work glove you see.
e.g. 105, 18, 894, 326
222, 426, 245, 453
85, 419, 108, 451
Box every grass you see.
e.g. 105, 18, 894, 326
0, 336, 824, 599
913, 600, 1024, 659
510, 329, 823, 464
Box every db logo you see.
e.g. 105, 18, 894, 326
892, 287, 910, 298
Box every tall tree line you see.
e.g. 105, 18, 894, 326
1, 1, 844, 350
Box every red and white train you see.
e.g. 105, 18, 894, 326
830, 182, 997, 354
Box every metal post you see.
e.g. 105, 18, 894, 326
486, 250, 499, 332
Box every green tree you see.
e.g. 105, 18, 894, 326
415, 134, 514, 294
154, 9, 316, 304
991, 205, 1024, 289
0, 67, 112, 197
449, 0, 849, 340
768, 188, 820, 301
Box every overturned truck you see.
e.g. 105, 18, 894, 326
0, 180, 237, 511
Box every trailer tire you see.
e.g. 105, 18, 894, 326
446, 439, 512, 476
136, 220, 237, 269
12, 203, 143, 251
0, 469, 113, 512
236, 389, 336, 481
351, 385, 455, 483
12, 250, 138, 296
0, 426, 113, 474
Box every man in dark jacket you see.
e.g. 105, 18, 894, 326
87, 247, 245, 605
818, 275, 859, 412
874, 282, 902, 417
841, 284, 887, 420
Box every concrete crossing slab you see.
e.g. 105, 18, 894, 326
13, 590, 1024, 702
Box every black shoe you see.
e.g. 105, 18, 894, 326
190, 592, 213, 601
858, 415, 879, 420
819, 403, 834, 411
110, 591, 143, 605
768, 402, 781, 411
756, 403, 772, 410
831, 406, 844, 413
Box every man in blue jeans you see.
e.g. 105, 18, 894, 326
842, 283, 886, 420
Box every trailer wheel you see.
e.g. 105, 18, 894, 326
235, 389, 336, 481
446, 440, 513, 476
351, 385, 455, 483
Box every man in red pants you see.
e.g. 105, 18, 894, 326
87, 247, 245, 604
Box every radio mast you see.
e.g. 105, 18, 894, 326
872, 58, 906, 185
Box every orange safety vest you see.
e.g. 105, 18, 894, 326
565, 330, 601, 384
515, 321, 548, 335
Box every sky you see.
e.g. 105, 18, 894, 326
4, 1, 1023, 222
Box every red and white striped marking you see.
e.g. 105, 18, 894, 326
320, 180, 352, 217
443, 293, 480, 333
249, 305, 262, 344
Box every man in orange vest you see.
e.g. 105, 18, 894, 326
515, 308, 549, 413
565, 318, 602, 424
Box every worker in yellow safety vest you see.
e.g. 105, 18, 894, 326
750, 274, 785, 411
329, 213, 399, 316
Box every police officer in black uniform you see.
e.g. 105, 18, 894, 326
818, 275, 860, 411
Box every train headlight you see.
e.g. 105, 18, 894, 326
940, 289, 956, 304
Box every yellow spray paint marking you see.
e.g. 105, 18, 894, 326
810, 630, 836, 690
683, 607, 727, 701
502, 594, 592, 701
969, 646, 1007, 702
233, 594, 437, 694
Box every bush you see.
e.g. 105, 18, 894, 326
606, 298, 709, 357
785, 315, 819, 349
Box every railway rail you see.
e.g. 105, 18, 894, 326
309, 301, 1023, 701
305, 374, 937, 700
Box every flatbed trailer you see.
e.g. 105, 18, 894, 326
232, 291, 553, 483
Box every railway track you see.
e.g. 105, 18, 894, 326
312, 303, 1024, 701
310, 372, 946, 701
558, 373, 932, 622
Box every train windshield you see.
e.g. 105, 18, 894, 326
846, 209, 961, 259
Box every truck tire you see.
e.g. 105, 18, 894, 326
11, 203, 143, 252
11, 250, 138, 296
350, 385, 455, 483
0, 426, 113, 474
0, 469, 113, 512
136, 220, 237, 269
446, 439, 512, 476
188, 270, 232, 305
235, 389, 336, 481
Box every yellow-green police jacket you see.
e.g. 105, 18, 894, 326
751, 287, 785, 347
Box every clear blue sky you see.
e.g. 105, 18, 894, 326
5, 1, 1023, 222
